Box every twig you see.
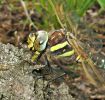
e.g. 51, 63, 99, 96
20, 0, 38, 30
48, 0, 64, 29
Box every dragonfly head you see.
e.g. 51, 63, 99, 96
27, 30, 48, 51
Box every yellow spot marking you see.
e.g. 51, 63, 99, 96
50, 41, 68, 52
27, 35, 36, 49
76, 55, 81, 62
31, 51, 40, 62
29, 35, 35, 42
57, 50, 75, 57
36, 51, 40, 55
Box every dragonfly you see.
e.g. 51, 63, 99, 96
27, 0, 105, 88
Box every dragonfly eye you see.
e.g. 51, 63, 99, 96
39, 40, 44, 45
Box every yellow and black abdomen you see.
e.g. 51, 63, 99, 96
48, 30, 78, 65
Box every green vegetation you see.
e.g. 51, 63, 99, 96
23, 0, 105, 30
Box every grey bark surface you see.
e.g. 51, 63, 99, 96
0, 43, 75, 100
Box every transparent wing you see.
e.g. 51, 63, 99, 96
65, 14, 105, 86
65, 14, 104, 69
76, 28, 104, 68
66, 33, 105, 86
48, 0, 105, 86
